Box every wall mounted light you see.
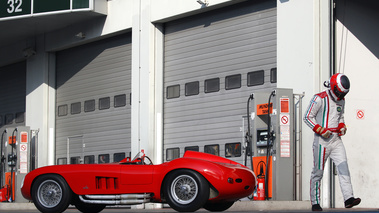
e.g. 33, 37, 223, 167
22, 47, 36, 58
197, 0, 208, 6
75, 32, 86, 39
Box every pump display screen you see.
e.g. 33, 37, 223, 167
0, 0, 90, 19
257, 130, 268, 147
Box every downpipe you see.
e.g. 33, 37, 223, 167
79, 193, 152, 205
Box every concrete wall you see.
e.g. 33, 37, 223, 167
25, 35, 56, 167
334, 0, 379, 208
278, 0, 379, 207
277, 0, 331, 202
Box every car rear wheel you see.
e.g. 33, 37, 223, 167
164, 169, 209, 212
31, 174, 72, 213
203, 201, 234, 212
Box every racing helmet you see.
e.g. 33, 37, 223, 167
329, 73, 350, 100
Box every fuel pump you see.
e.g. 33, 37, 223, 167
0, 130, 7, 201
9, 128, 18, 202
0, 127, 30, 203
249, 89, 294, 201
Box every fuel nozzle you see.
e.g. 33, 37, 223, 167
270, 130, 275, 140
7, 154, 17, 167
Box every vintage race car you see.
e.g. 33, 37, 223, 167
21, 151, 256, 213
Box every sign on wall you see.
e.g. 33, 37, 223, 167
0, 0, 91, 20
280, 98, 290, 158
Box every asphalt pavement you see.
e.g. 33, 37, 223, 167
0, 207, 378, 213
0, 201, 378, 213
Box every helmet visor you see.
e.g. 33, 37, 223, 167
333, 86, 348, 100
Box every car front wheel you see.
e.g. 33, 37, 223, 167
164, 169, 209, 212
31, 174, 72, 213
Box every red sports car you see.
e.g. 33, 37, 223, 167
21, 151, 256, 213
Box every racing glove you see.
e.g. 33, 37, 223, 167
313, 124, 331, 139
337, 123, 347, 136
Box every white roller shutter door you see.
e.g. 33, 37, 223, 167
163, 1, 277, 163
55, 34, 132, 164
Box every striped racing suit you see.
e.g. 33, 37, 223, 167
304, 90, 354, 205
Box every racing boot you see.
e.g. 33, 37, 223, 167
344, 197, 361, 208
312, 204, 323, 211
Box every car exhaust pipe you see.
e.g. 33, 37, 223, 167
79, 193, 152, 205
85, 194, 151, 200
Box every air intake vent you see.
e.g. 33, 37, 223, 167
96, 177, 119, 190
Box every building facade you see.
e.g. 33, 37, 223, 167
0, 0, 378, 208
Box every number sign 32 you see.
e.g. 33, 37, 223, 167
7, 0, 23, 13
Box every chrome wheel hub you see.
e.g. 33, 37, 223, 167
170, 174, 198, 204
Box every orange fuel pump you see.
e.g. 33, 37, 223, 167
0, 128, 28, 203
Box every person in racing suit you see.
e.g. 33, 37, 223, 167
304, 73, 361, 211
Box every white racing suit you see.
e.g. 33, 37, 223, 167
304, 90, 354, 205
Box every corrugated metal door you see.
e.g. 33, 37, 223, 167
163, 0, 277, 163
0, 61, 26, 132
55, 33, 132, 164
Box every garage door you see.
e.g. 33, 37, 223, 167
163, 0, 277, 163
0, 61, 26, 132
55, 33, 132, 164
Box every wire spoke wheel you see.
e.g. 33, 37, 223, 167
171, 175, 198, 204
164, 169, 209, 212
37, 179, 63, 208
32, 175, 72, 213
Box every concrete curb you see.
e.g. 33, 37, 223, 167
0, 202, 36, 210
229, 200, 310, 211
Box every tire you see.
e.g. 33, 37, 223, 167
203, 201, 234, 212
164, 169, 209, 212
31, 174, 72, 213
75, 201, 106, 213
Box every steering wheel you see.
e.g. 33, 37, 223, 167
142, 156, 153, 165
129, 152, 154, 165
134, 157, 144, 165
